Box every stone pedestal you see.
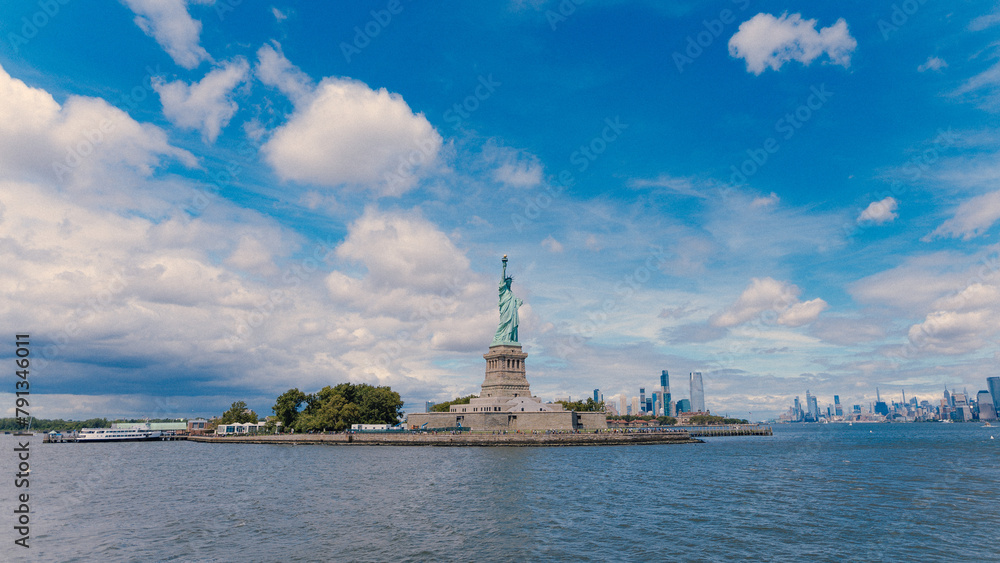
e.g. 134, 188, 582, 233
480, 344, 530, 398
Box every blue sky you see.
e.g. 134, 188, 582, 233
2, 1, 1000, 421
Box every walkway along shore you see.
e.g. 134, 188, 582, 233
188, 430, 705, 447
40, 425, 771, 445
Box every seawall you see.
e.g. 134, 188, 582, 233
188, 431, 701, 447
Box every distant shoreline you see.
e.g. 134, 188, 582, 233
187, 431, 703, 447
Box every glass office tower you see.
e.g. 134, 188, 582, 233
661, 370, 672, 416
987, 377, 1000, 420
689, 372, 705, 412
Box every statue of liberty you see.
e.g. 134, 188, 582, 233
492, 255, 522, 345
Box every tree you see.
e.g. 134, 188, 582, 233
220, 401, 258, 424
292, 383, 404, 432
686, 414, 747, 425
557, 397, 604, 412
272, 388, 307, 430
431, 394, 477, 412
357, 385, 404, 424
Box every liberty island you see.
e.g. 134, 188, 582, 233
189, 256, 698, 444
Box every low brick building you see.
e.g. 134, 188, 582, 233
406, 344, 607, 432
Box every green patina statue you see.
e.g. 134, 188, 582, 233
492, 255, 522, 345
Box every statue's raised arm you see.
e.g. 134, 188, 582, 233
492, 255, 522, 345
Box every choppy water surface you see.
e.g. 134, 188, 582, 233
2, 424, 997, 562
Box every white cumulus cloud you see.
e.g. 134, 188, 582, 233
728, 12, 857, 75
493, 160, 543, 188
858, 196, 898, 224
122, 0, 212, 69
908, 310, 993, 355
326, 208, 496, 355
255, 42, 312, 104
778, 298, 829, 327
335, 208, 472, 292
153, 59, 249, 142
0, 63, 195, 191
482, 144, 544, 189
713, 277, 827, 327
262, 77, 441, 197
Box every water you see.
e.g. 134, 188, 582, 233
2, 424, 997, 562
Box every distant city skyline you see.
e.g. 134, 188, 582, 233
4, 3, 1000, 422
780, 378, 998, 423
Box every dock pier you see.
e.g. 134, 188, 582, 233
678, 424, 773, 437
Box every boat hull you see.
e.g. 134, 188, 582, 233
76, 428, 164, 442
76, 435, 163, 442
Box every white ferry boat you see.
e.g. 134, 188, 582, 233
77, 427, 163, 442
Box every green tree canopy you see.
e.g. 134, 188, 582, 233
431, 394, 477, 412
293, 383, 404, 432
220, 401, 258, 424
685, 414, 748, 425
556, 397, 604, 412
272, 388, 307, 430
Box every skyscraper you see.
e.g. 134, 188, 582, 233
807, 392, 820, 421
660, 370, 672, 417
834, 395, 843, 417
977, 390, 996, 421
594, 389, 599, 403
689, 372, 705, 412
988, 377, 1000, 421
874, 387, 888, 417
639, 388, 646, 413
